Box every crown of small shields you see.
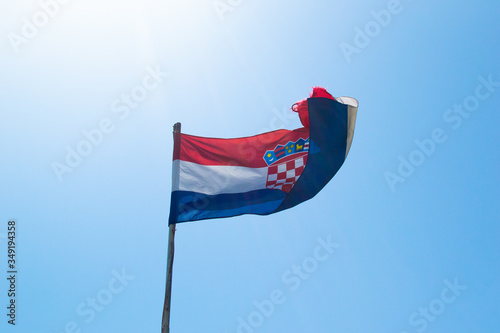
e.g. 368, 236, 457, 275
263, 138, 310, 166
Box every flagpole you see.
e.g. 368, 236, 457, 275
162, 122, 181, 333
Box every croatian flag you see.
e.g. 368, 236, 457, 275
169, 89, 358, 224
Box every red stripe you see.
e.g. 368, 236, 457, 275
177, 127, 309, 167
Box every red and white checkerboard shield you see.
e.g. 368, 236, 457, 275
266, 152, 308, 193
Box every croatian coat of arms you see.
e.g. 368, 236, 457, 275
263, 138, 310, 193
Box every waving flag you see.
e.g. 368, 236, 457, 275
169, 88, 358, 224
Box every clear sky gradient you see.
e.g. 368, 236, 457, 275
1, 1, 499, 332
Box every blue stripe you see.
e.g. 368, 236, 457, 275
172, 189, 286, 223
276, 98, 348, 212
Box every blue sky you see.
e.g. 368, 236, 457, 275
1, 0, 499, 332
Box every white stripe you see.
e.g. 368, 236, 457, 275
336, 96, 358, 158
173, 160, 268, 195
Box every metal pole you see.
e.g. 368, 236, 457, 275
162, 122, 181, 333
